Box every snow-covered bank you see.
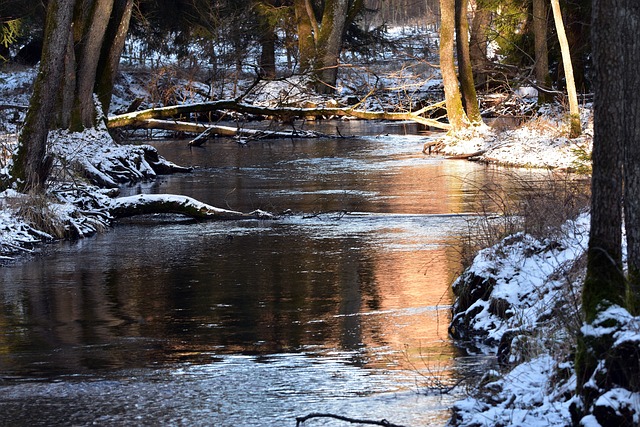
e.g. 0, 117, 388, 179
448, 213, 640, 426
439, 104, 593, 171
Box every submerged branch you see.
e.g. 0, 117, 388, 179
295, 413, 408, 427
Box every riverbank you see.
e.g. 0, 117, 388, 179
1, 66, 593, 259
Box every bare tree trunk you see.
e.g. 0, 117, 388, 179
95, 0, 133, 115
455, 0, 482, 124
293, 0, 315, 72
440, 0, 469, 133
623, 14, 640, 316
550, 0, 581, 137
314, 0, 349, 93
469, 2, 490, 87
532, 0, 552, 103
12, 0, 76, 191
259, 28, 277, 79
71, 0, 115, 130
572, 0, 631, 424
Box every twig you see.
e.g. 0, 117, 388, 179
295, 413, 409, 427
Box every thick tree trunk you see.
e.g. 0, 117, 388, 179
314, 0, 349, 93
550, 0, 581, 137
71, 0, 115, 130
293, 0, 315, 72
455, 0, 482, 124
259, 26, 277, 79
469, 4, 490, 87
532, 0, 552, 103
12, 0, 76, 191
622, 8, 640, 315
440, 0, 469, 133
573, 0, 629, 423
95, 0, 133, 115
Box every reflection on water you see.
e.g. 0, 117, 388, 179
0, 129, 507, 425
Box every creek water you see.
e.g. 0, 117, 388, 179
0, 122, 508, 426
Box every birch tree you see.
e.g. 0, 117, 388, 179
550, 0, 581, 137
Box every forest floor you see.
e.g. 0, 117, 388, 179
3, 26, 629, 426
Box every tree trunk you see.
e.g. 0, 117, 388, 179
623, 10, 640, 315
550, 0, 581, 137
71, 0, 115, 130
532, 0, 552, 103
469, 2, 490, 87
455, 0, 482, 124
573, 0, 629, 423
293, 0, 315, 72
12, 0, 76, 191
314, 0, 349, 93
95, 0, 133, 116
440, 0, 469, 133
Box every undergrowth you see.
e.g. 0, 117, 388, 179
458, 170, 590, 269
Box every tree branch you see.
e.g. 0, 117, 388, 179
106, 100, 451, 131
295, 413, 408, 427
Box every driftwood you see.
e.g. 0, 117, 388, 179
106, 99, 450, 131
110, 194, 273, 220
295, 413, 408, 427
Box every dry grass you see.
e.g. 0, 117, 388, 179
458, 171, 590, 269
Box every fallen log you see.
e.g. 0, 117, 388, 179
445, 150, 487, 160
106, 100, 451, 131
110, 194, 273, 220
128, 119, 327, 143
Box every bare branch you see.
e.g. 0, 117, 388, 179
295, 413, 409, 427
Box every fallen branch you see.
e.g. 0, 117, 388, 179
0, 104, 29, 111
110, 194, 273, 220
127, 119, 328, 143
295, 413, 408, 427
445, 150, 487, 160
106, 100, 451, 131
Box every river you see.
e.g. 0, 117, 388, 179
1, 122, 506, 426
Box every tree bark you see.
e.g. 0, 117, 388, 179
532, 0, 552, 103
573, 0, 629, 423
622, 4, 640, 315
550, 0, 581, 137
95, 0, 133, 116
455, 0, 482, 124
314, 0, 349, 93
469, 2, 491, 87
293, 0, 315, 72
71, 0, 115, 130
12, 0, 76, 191
440, 0, 469, 133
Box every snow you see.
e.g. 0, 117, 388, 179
452, 355, 572, 426
2, 26, 633, 426
449, 209, 640, 426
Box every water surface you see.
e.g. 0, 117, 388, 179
1, 126, 505, 426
